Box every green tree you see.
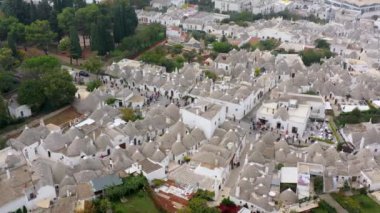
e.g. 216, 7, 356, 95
1, 0, 30, 24
99, 198, 112, 212
183, 50, 197, 62
182, 197, 219, 213
73, 0, 86, 9
52, 0, 74, 12
83, 56, 103, 76
36, 0, 52, 21
76, 4, 100, 48
120, 108, 141, 122
57, 7, 76, 34
21, 55, 60, 77
300, 48, 333, 66
0, 16, 19, 41
205, 70, 217, 82
86, 79, 102, 92
0, 96, 11, 128
69, 26, 82, 64
0, 48, 17, 71
315, 39, 330, 49
7, 31, 17, 56
220, 197, 236, 207
17, 80, 45, 111
42, 71, 77, 110
171, 44, 184, 55
90, 15, 114, 55
25, 20, 57, 54
213, 42, 232, 53
0, 72, 17, 94
9, 22, 26, 49
112, 0, 138, 43
58, 36, 71, 52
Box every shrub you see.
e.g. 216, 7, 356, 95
86, 79, 102, 92
152, 179, 165, 188
221, 197, 236, 206
204, 70, 218, 82
183, 156, 191, 163
106, 97, 117, 105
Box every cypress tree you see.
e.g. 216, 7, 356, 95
91, 16, 114, 56
7, 31, 17, 56
112, 1, 138, 43
69, 26, 82, 64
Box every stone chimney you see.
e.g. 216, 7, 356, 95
6, 169, 10, 179
40, 119, 45, 127
235, 185, 240, 197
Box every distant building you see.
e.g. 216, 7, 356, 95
325, 0, 380, 13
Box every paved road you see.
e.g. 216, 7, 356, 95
320, 194, 348, 213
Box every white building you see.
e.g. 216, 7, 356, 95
360, 169, 380, 191
7, 97, 32, 119
271, 92, 326, 120
256, 100, 311, 136
180, 101, 226, 139
128, 159, 166, 183
214, 0, 252, 12
151, 0, 172, 10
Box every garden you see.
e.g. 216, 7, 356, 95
331, 192, 380, 213
92, 175, 163, 213
311, 200, 337, 213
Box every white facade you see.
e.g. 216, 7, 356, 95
258, 28, 295, 43
214, 0, 251, 12
256, 101, 311, 136
180, 103, 226, 139
0, 197, 27, 213
8, 104, 32, 119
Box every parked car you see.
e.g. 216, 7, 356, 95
79, 70, 90, 77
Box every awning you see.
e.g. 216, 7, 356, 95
36, 198, 51, 208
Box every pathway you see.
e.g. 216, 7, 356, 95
319, 194, 348, 213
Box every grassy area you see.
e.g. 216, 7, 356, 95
312, 200, 337, 213
335, 108, 380, 128
113, 190, 161, 213
331, 193, 380, 213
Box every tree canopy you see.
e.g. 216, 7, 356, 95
83, 56, 103, 76
18, 70, 76, 112
25, 20, 57, 53
0, 96, 11, 128
213, 41, 233, 53
21, 55, 60, 77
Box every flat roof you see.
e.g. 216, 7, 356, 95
90, 174, 122, 192
362, 169, 380, 183
280, 167, 298, 183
